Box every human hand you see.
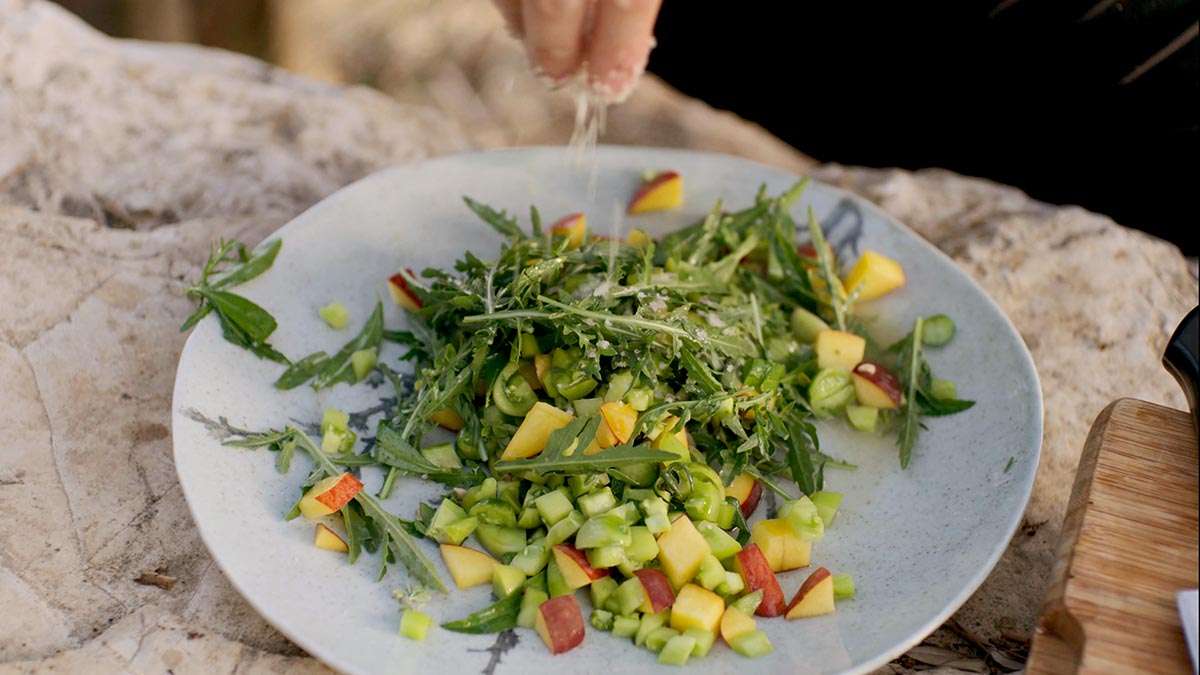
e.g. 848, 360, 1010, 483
493, 0, 663, 101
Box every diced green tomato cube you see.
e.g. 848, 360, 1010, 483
350, 348, 377, 382
644, 513, 671, 535
605, 372, 635, 403
461, 477, 497, 511
567, 473, 608, 498
425, 500, 468, 544
716, 500, 736, 529
320, 408, 350, 435
492, 564, 526, 599
419, 442, 462, 470
683, 627, 715, 657
612, 615, 641, 638
526, 569, 548, 594
695, 521, 743, 560
534, 489, 574, 526
729, 589, 763, 616
845, 404, 879, 431
440, 516, 478, 546
586, 545, 627, 569
609, 502, 642, 525
833, 573, 856, 600
716, 571, 746, 597
730, 630, 773, 658
930, 378, 958, 400
779, 496, 826, 542
625, 526, 658, 563
625, 386, 653, 411
658, 634, 696, 664
578, 488, 618, 518
590, 609, 615, 631
696, 555, 725, 590
510, 541, 550, 576
589, 575, 619, 609
573, 397, 603, 419
617, 577, 649, 617
496, 480, 521, 509
808, 368, 855, 417
811, 491, 843, 528
545, 509, 585, 546
318, 302, 350, 330
575, 512, 631, 549
616, 558, 644, 578
519, 333, 540, 357
618, 462, 659, 487
517, 588, 548, 628
557, 374, 598, 400
516, 505, 543, 529
474, 524, 526, 556
646, 627, 680, 653
546, 558, 571, 597
791, 306, 831, 343
624, 487, 656, 503
399, 609, 433, 641
468, 498, 518, 527
320, 427, 356, 454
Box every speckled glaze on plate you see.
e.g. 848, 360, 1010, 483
172, 146, 1042, 675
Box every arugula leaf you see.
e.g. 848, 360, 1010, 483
897, 316, 925, 469
441, 586, 524, 634
273, 352, 329, 389
209, 238, 282, 289
916, 391, 976, 416
374, 421, 484, 487
181, 239, 288, 363
492, 416, 678, 474
275, 302, 384, 390
464, 197, 523, 239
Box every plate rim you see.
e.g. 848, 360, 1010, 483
172, 144, 1043, 675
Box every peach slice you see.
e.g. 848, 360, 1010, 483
852, 360, 903, 410
656, 514, 710, 589
627, 228, 651, 247
552, 544, 609, 590
785, 567, 835, 619
387, 269, 423, 312
627, 171, 683, 215
298, 473, 364, 519
599, 401, 637, 444
500, 402, 574, 460
733, 544, 787, 617
749, 518, 812, 572
534, 594, 586, 654
720, 606, 758, 646
440, 544, 499, 590
313, 523, 348, 553
842, 250, 905, 301
633, 568, 676, 614
725, 473, 763, 518
549, 213, 587, 249
430, 408, 465, 432
669, 583, 725, 636
814, 329, 867, 371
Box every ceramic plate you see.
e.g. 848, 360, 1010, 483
173, 146, 1041, 675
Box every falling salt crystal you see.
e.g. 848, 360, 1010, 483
597, 340, 611, 349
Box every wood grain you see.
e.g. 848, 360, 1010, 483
1028, 399, 1199, 675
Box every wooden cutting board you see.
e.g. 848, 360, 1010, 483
1027, 399, 1199, 674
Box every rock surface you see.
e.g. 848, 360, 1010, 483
1, 2, 1195, 675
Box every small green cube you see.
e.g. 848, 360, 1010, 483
682, 627, 715, 657
399, 609, 433, 641
730, 630, 773, 658
350, 348, 377, 382
318, 302, 350, 329
658, 634, 697, 665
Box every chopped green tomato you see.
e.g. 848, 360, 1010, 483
684, 481, 724, 523
497, 480, 521, 509
516, 505, 543, 529
625, 386, 653, 411
605, 371, 635, 403
517, 587, 549, 628
644, 513, 671, 535
419, 442, 462, 470
716, 500, 737, 530
646, 626, 681, 653
616, 558, 644, 578
586, 544, 627, 569
729, 589, 763, 616
492, 564, 526, 599
544, 509, 585, 546
617, 577, 649, 617
474, 523, 526, 556
716, 571, 745, 597
624, 526, 659, 563
609, 502, 642, 525
526, 569, 548, 594
808, 367, 856, 417
461, 477, 497, 511
320, 426, 356, 454
567, 473, 609, 498
425, 500, 468, 544
400, 609, 433, 641
683, 627, 715, 657
440, 516, 478, 546
694, 521, 742, 560
696, 555, 725, 590
930, 378, 958, 400
511, 541, 550, 576
468, 498, 518, 527
492, 363, 538, 416
318, 302, 350, 330
810, 491, 843, 528
618, 462, 659, 487
922, 314, 957, 347
779, 496, 826, 542
589, 575, 620, 609
658, 634, 696, 664
350, 348, 377, 382
833, 573, 856, 600
640, 496, 669, 518
320, 408, 350, 435
546, 557, 571, 597
518, 333, 540, 357
730, 630, 773, 658
573, 397, 603, 418
791, 306, 831, 342
590, 609, 615, 631
612, 615, 641, 639
846, 404, 879, 431
534, 489, 574, 526
578, 488, 618, 518
556, 373, 598, 400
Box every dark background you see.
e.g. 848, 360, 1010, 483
648, 0, 1198, 254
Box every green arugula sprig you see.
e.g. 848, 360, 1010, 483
275, 301, 385, 390
893, 316, 976, 468
226, 426, 447, 592
181, 239, 287, 363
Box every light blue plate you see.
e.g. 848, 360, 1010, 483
173, 146, 1042, 675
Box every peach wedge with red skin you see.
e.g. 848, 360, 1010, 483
842, 250, 905, 301
627, 171, 683, 215
313, 523, 348, 553
549, 213, 587, 248
725, 473, 763, 518
733, 544, 787, 617
852, 360, 903, 410
633, 568, 676, 614
720, 606, 758, 646
534, 594, 586, 655
386, 269, 423, 312
552, 544, 609, 590
440, 544, 499, 590
786, 567, 836, 619
298, 472, 364, 519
